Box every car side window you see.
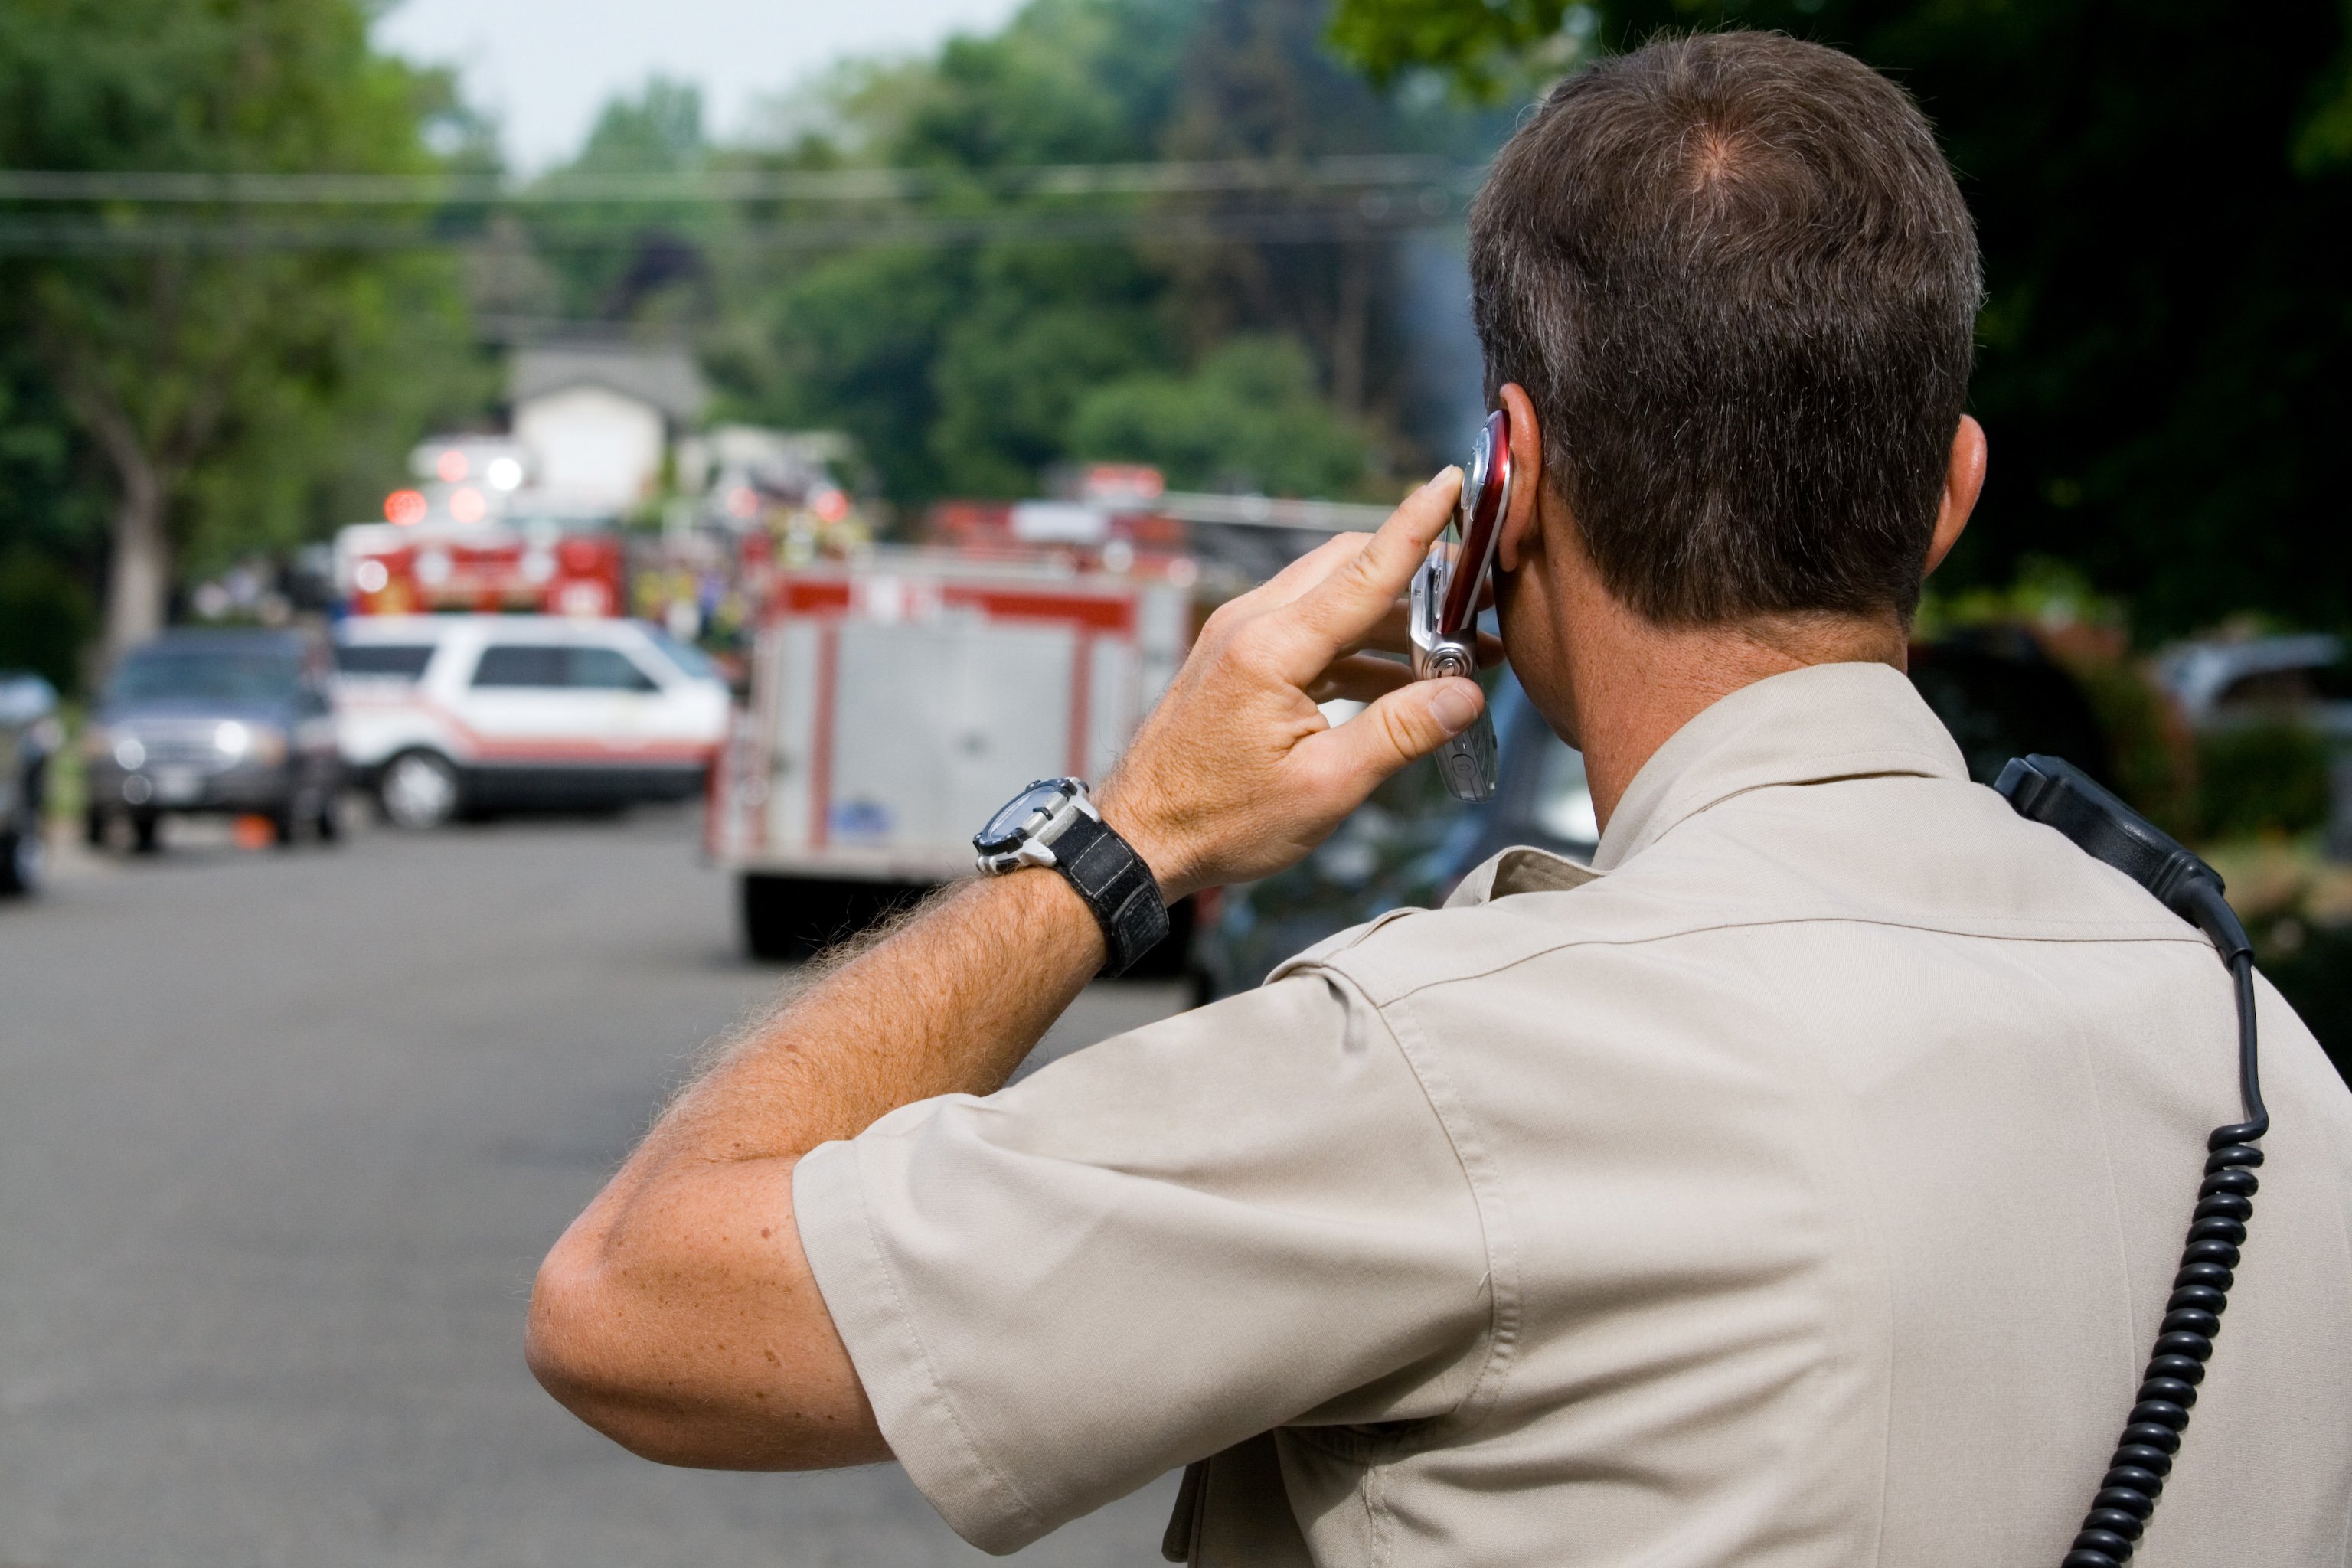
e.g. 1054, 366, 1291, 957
335, 645, 436, 681
569, 646, 661, 693
471, 645, 569, 688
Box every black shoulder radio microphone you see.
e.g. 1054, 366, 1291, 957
1996, 755, 2267, 1568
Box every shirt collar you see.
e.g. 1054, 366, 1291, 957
1591, 660, 1967, 871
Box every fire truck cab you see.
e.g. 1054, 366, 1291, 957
336, 521, 625, 619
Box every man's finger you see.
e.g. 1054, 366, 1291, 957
1301, 675, 1485, 791
1249, 531, 1375, 611
1338, 600, 1413, 658
1280, 468, 1462, 666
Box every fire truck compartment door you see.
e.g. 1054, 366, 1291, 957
825, 618, 1074, 851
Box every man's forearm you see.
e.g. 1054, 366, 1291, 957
527, 867, 1106, 1467
637, 869, 1102, 1175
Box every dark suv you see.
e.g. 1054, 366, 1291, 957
83, 630, 344, 853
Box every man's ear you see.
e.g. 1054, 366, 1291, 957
1495, 382, 1544, 573
1923, 414, 1988, 578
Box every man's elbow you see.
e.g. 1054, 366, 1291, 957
525, 1225, 881, 1471
526, 1235, 670, 1456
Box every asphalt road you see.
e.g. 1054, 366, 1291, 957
0, 805, 1188, 1568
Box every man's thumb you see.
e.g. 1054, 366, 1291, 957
1326, 677, 1485, 777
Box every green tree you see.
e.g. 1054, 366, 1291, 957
1068, 333, 1374, 493
0, 0, 482, 655
710, 0, 1488, 504
712, 0, 1197, 501
531, 77, 718, 325
0, 345, 99, 689
1325, 0, 2352, 641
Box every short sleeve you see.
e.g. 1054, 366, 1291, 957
791, 969, 1491, 1554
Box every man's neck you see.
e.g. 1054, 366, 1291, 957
1565, 583, 1909, 832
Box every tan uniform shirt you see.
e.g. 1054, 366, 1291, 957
795, 662, 2352, 1566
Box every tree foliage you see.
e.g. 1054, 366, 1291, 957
0, 0, 486, 657
1327, 0, 2352, 639
704, 0, 1496, 505
1069, 334, 1375, 492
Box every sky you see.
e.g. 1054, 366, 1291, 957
373, 0, 1030, 172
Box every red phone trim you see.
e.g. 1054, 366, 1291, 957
1439, 407, 1512, 640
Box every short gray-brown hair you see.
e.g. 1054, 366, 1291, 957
1469, 31, 1981, 624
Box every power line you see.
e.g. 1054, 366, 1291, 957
0, 187, 1464, 256
0, 155, 1479, 207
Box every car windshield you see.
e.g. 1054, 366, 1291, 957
107, 646, 300, 705
644, 627, 719, 681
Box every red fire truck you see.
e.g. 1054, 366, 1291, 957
336, 521, 626, 618
706, 466, 1401, 967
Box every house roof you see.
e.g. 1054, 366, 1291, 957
510, 345, 707, 424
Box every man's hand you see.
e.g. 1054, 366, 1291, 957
1099, 468, 1490, 902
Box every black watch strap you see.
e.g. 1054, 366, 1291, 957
1050, 810, 1169, 977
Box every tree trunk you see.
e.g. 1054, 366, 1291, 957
104, 469, 169, 658
77, 387, 172, 658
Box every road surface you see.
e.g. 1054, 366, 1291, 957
0, 806, 1188, 1568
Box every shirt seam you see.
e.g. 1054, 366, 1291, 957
1339, 972, 1520, 1440
1355, 914, 2213, 1008
1733, 938, 1899, 1561
841, 1139, 1050, 1544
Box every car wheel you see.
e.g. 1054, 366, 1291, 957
269, 802, 299, 848
131, 812, 161, 854
315, 790, 343, 842
378, 750, 460, 830
0, 822, 41, 896
83, 805, 106, 848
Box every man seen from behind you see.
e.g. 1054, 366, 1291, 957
527, 31, 2352, 1566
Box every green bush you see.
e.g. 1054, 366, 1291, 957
2196, 722, 2332, 840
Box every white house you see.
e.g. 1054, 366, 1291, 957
510, 346, 708, 518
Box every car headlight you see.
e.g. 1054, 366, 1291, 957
215, 720, 288, 766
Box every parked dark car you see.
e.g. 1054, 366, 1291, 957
82, 629, 344, 853
1200, 630, 2114, 996
0, 671, 60, 894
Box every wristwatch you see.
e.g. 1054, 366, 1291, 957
973, 777, 1169, 976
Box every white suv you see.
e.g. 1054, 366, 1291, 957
332, 616, 730, 828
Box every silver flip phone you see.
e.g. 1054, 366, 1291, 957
1409, 408, 1512, 803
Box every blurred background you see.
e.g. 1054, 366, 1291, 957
2, 0, 2349, 1563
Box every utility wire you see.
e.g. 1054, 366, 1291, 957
0, 154, 1478, 206
0, 168, 1467, 254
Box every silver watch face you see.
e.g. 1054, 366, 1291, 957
975, 778, 1076, 856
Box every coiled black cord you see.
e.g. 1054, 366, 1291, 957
1991, 758, 2271, 1568
2059, 950, 2266, 1568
